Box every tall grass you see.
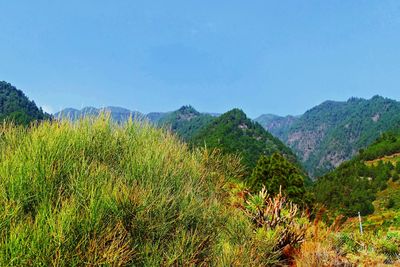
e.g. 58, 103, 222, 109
5, 115, 389, 266
0, 115, 258, 266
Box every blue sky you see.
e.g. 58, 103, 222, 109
1, 1, 400, 117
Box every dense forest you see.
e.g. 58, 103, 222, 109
156, 105, 215, 141
191, 108, 298, 172
0, 81, 50, 125
256, 96, 400, 177
314, 130, 400, 217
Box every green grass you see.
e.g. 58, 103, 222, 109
0, 115, 266, 266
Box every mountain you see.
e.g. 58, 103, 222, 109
256, 96, 400, 177
157, 105, 215, 141
146, 112, 170, 123
0, 81, 50, 125
314, 130, 400, 218
255, 114, 299, 138
191, 108, 298, 172
55, 105, 216, 141
55, 106, 143, 123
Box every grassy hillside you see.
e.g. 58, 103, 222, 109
0, 115, 306, 266
0, 115, 398, 265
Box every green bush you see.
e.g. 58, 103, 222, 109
0, 115, 262, 266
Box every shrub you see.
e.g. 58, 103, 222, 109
0, 115, 256, 265
243, 186, 308, 255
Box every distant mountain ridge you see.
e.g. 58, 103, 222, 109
55, 105, 217, 126
55, 106, 144, 123
256, 96, 400, 177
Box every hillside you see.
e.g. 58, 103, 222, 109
0, 81, 50, 125
0, 115, 320, 266
255, 114, 299, 138
256, 96, 400, 177
191, 108, 298, 172
314, 130, 400, 218
157, 105, 215, 141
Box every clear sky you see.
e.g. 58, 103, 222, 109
1, 1, 400, 117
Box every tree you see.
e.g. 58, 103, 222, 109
249, 153, 306, 203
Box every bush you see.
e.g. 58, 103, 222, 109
243, 187, 308, 255
0, 115, 258, 265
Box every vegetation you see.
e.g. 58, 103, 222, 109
257, 96, 400, 177
191, 108, 298, 172
157, 105, 215, 141
0, 115, 309, 265
294, 218, 400, 266
314, 130, 400, 218
3, 82, 400, 265
250, 153, 306, 203
55, 106, 143, 123
0, 113, 398, 265
0, 81, 50, 125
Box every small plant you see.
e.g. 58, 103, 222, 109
243, 187, 308, 253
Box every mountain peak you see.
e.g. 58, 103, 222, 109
177, 105, 199, 115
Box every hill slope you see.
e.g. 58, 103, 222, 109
157, 105, 215, 141
0, 81, 50, 125
192, 108, 298, 171
256, 96, 400, 177
314, 130, 400, 218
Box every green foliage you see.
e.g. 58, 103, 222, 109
157, 105, 215, 141
250, 153, 306, 203
241, 186, 308, 264
314, 130, 400, 218
357, 131, 400, 161
257, 96, 400, 177
0, 116, 266, 265
0, 81, 50, 125
191, 108, 298, 172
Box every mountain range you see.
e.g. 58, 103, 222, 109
256, 96, 400, 177
56, 96, 400, 178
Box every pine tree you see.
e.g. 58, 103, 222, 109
249, 153, 306, 203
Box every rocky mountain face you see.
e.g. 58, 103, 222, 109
255, 114, 299, 138
256, 96, 400, 177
